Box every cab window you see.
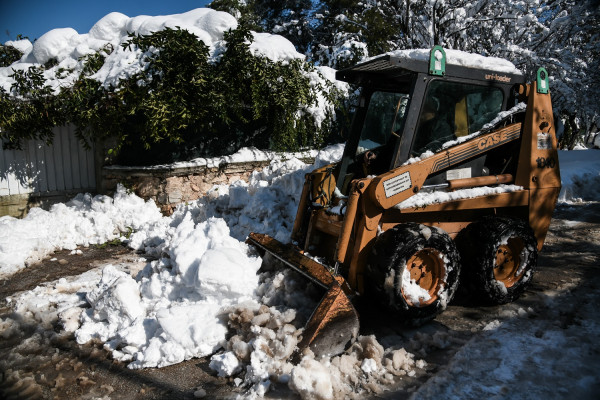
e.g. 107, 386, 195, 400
412, 81, 504, 155
357, 91, 409, 155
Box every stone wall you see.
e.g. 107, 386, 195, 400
102, 158, 313, 215
0, 191, 90, 219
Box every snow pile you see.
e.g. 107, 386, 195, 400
1, 143, 430, 397
74, 219, 262, 369
0, 185, 164, 278
6, 268, 108, 331
558, 149, 600, 202
219, 292, 428, 399
61, 147, 344, 373
0, 8, 306, 94
75, 144, 429, 394
287, 335, 426, 399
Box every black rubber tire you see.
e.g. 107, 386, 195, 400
364, 223, 461, 326
457, 216, 538, 305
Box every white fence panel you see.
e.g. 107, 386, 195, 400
0, 125, 95, 197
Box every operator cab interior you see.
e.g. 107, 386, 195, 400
335, 74, 415, 194
354, 90, 410, 174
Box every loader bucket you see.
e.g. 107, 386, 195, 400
247, 232, 359, 358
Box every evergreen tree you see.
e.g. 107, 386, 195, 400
311, 0, 402, 68
209, 0, 315, 53
300, 0, 600, 144
529, 0, 600, 147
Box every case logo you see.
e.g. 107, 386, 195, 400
477, 131, 509, 150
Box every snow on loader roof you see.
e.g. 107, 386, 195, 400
337, 47, 523, 85
386, 48, 521, 74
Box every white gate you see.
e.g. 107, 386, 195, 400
0, 125, 96, 198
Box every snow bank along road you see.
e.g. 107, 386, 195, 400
0, 148, 599, 399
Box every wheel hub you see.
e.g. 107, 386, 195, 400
494, 237, 525, 287
403, 248, 445, 307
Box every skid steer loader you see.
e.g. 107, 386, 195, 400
247, 46, 561, 357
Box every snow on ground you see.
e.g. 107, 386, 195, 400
558, 149, 600, 202
0, 187, 164, 279
411, 299, 600, 400
1, 145, 598, 398
6, 143, 395, 398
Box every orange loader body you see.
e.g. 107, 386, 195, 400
248, 47, 561, 357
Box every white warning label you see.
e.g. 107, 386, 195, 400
383, 172, 412, 198
446, 167, 471, 181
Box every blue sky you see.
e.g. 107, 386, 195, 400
1, 0, 212, 43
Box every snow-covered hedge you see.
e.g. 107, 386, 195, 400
0, 9, 348, 165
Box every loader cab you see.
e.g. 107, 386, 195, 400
335, 47, 526, 194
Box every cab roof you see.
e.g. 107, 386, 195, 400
336, 49, 525, 87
